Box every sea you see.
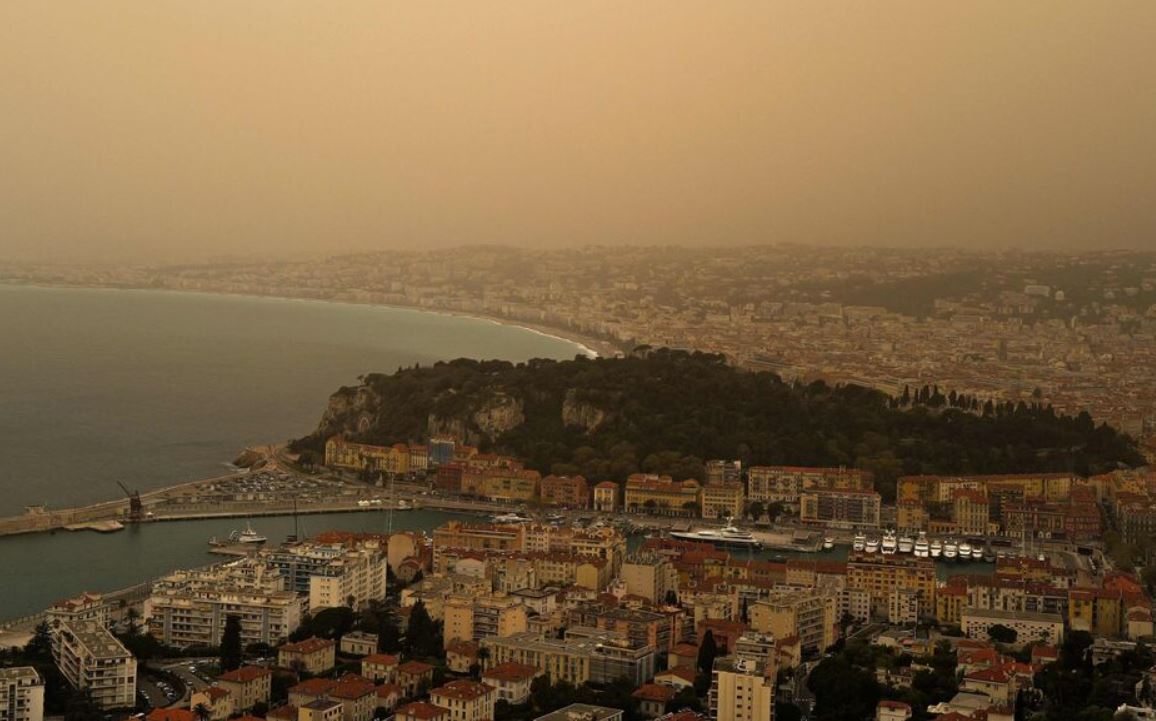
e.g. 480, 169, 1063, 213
0, 283, 586, 619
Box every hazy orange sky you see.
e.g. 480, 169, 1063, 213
1, 2, 1154, 262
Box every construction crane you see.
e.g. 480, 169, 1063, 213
117, 481, 143, 523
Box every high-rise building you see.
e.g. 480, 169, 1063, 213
710, 656, 776, 721
54, 622, 137, 709
0, 668, 44, 721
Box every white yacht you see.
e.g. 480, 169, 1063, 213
897, 535, 915, 554
971, 544, 984, 560
234, 522, 267, 544
823, 536, 835, 550
670, 521, 762, 549
881, 531, 898, 555
852, 533, 866, 552
958, 541, 973, 560
943, 540, 959, 559
492, 512, 531, 524
913, 534, 930, 558
930, 539, 943, 558
865, 536, 880, 553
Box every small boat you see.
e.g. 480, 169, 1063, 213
898, 535, 915, 554
852, 533, 866, 552
492, 513, 531, 524
944, 541, 958, 560
865, 537, 880, 553
983, 545, 996, 563
396, 499, 413, 510
914, 535, 930, 558
930, 539, 943, 558
823, 536, 835, 550
971, 544, 984, 560
958, 542, 973, 560
234, 522, 267, 544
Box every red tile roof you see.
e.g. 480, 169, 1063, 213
431, 680, 494, 701
633, 683, 676, 702
218, 665, 273, 683
362, 653, 399, 666
280, 637, 336, 655
396, 702, 450, 720
483, 662, 539, 683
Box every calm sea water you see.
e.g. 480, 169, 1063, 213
0, 284, 586, 619
0, 284, 585, 515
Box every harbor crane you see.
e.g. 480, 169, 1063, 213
117, 481, 144, 523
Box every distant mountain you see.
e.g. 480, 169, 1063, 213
293, 349, 1143, 500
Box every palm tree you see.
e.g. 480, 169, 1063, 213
193, 702, 212, 721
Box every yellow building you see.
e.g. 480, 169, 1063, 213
428, 681, 496, 721
277, 638, 336, 676
846, 553, 936, 619
701, 482, 745, 520
953, 490, 990, 536
748, 589, 837, 654
432, 522, 524, 553
443, 593, 529, 647
897, 500, 929, 533
935, 586, 967, 625
624, 475, 702, 516
324, 438, 410, 474
709, 656, 776, 721
481, 470, 541, 502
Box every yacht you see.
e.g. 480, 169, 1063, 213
865, 536, 880, 553
883, 531, 901, 554
971, 543, 984, 561
823, 536, 835, 550
670, 521, 762, 549
234, 522, 267, 544
492, 512, 531, 524
943, 540, 959, 560
930, 539, 943, 558
983, 545, 996, 563
852, 533, 866, 552
913, 534, 930, 558
958, 541, 973, 560
897, 535, 915, 554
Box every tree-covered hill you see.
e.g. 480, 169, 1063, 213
292, 349, 1143, 500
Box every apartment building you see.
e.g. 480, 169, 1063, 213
748, 588, 837, 654
709, 656, 776, 721
144, 562, 302, 648
799, 489, 881, 528
481, 663, 539, 705
620, 554, 679, 603
443, 593, 528, 647
216, 666, 273, 712
360, 654, 399, 683
846, 553, 936, 619
539, 475, 589, 508
705, 460, 743, 485
701, 482, 745, 520
481, 469, 541, 503
624, 475, 701, 517
324, 438, 411, 474
54, 622, 137, 709
747, 466, 871, 504
261, 540, 388, 605
428, 681, 496, 721
953, 490, 991, 536
961, 608, 1064, 645
593, 482, 619, 512
432, 522, 524, 553
0, 668, 44, 721
568, 604, 673, 653
484, 630, 656, 687
278, 638, 336, 675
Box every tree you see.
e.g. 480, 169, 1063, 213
988, 624, 1018, 645
747, 500, 766, 521
63, 689, 102, 721
696, 630, 718, 693
193, 703, 212, 721
220, 614, 243, 672
404, 600, 443, 660
807, 656, 881, 721
664, 590, 679, 606
24, 621, 53, 660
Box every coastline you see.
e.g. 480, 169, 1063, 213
0, 280, 624, 360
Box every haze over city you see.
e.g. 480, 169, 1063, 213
2, 1, 1155, 263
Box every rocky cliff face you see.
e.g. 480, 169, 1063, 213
562, 388, 609, 433
428, 392, 526, 445
316, 385, 381, 439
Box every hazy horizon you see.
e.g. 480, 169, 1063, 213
2, 2, 1155, 263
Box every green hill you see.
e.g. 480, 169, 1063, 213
292, 349, 1143, 500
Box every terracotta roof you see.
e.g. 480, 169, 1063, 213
483, 662, 539, 683
431, 680, 494, 702
329, 680, 376, 700
396, 701, 450, 720
148, 711, 195, 721
878, 700, 912, 710
266, 705, 297, 721
290, 679, 337, 696
446, 640, 480, 657
201, 687, 230, 700
376, 683, 403, 698
398, 660, 434, 675
218, 666, 273, 683
363, 653, 400, 666
280, 637, 336, 655
633, 683, 676, 702
656, 665, 696, 684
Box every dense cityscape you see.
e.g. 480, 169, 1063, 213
4, 247, 1155, 451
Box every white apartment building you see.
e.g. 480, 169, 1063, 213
54, 622, 137, 709
0, 667, 44, 721
145, 559, 303, 647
